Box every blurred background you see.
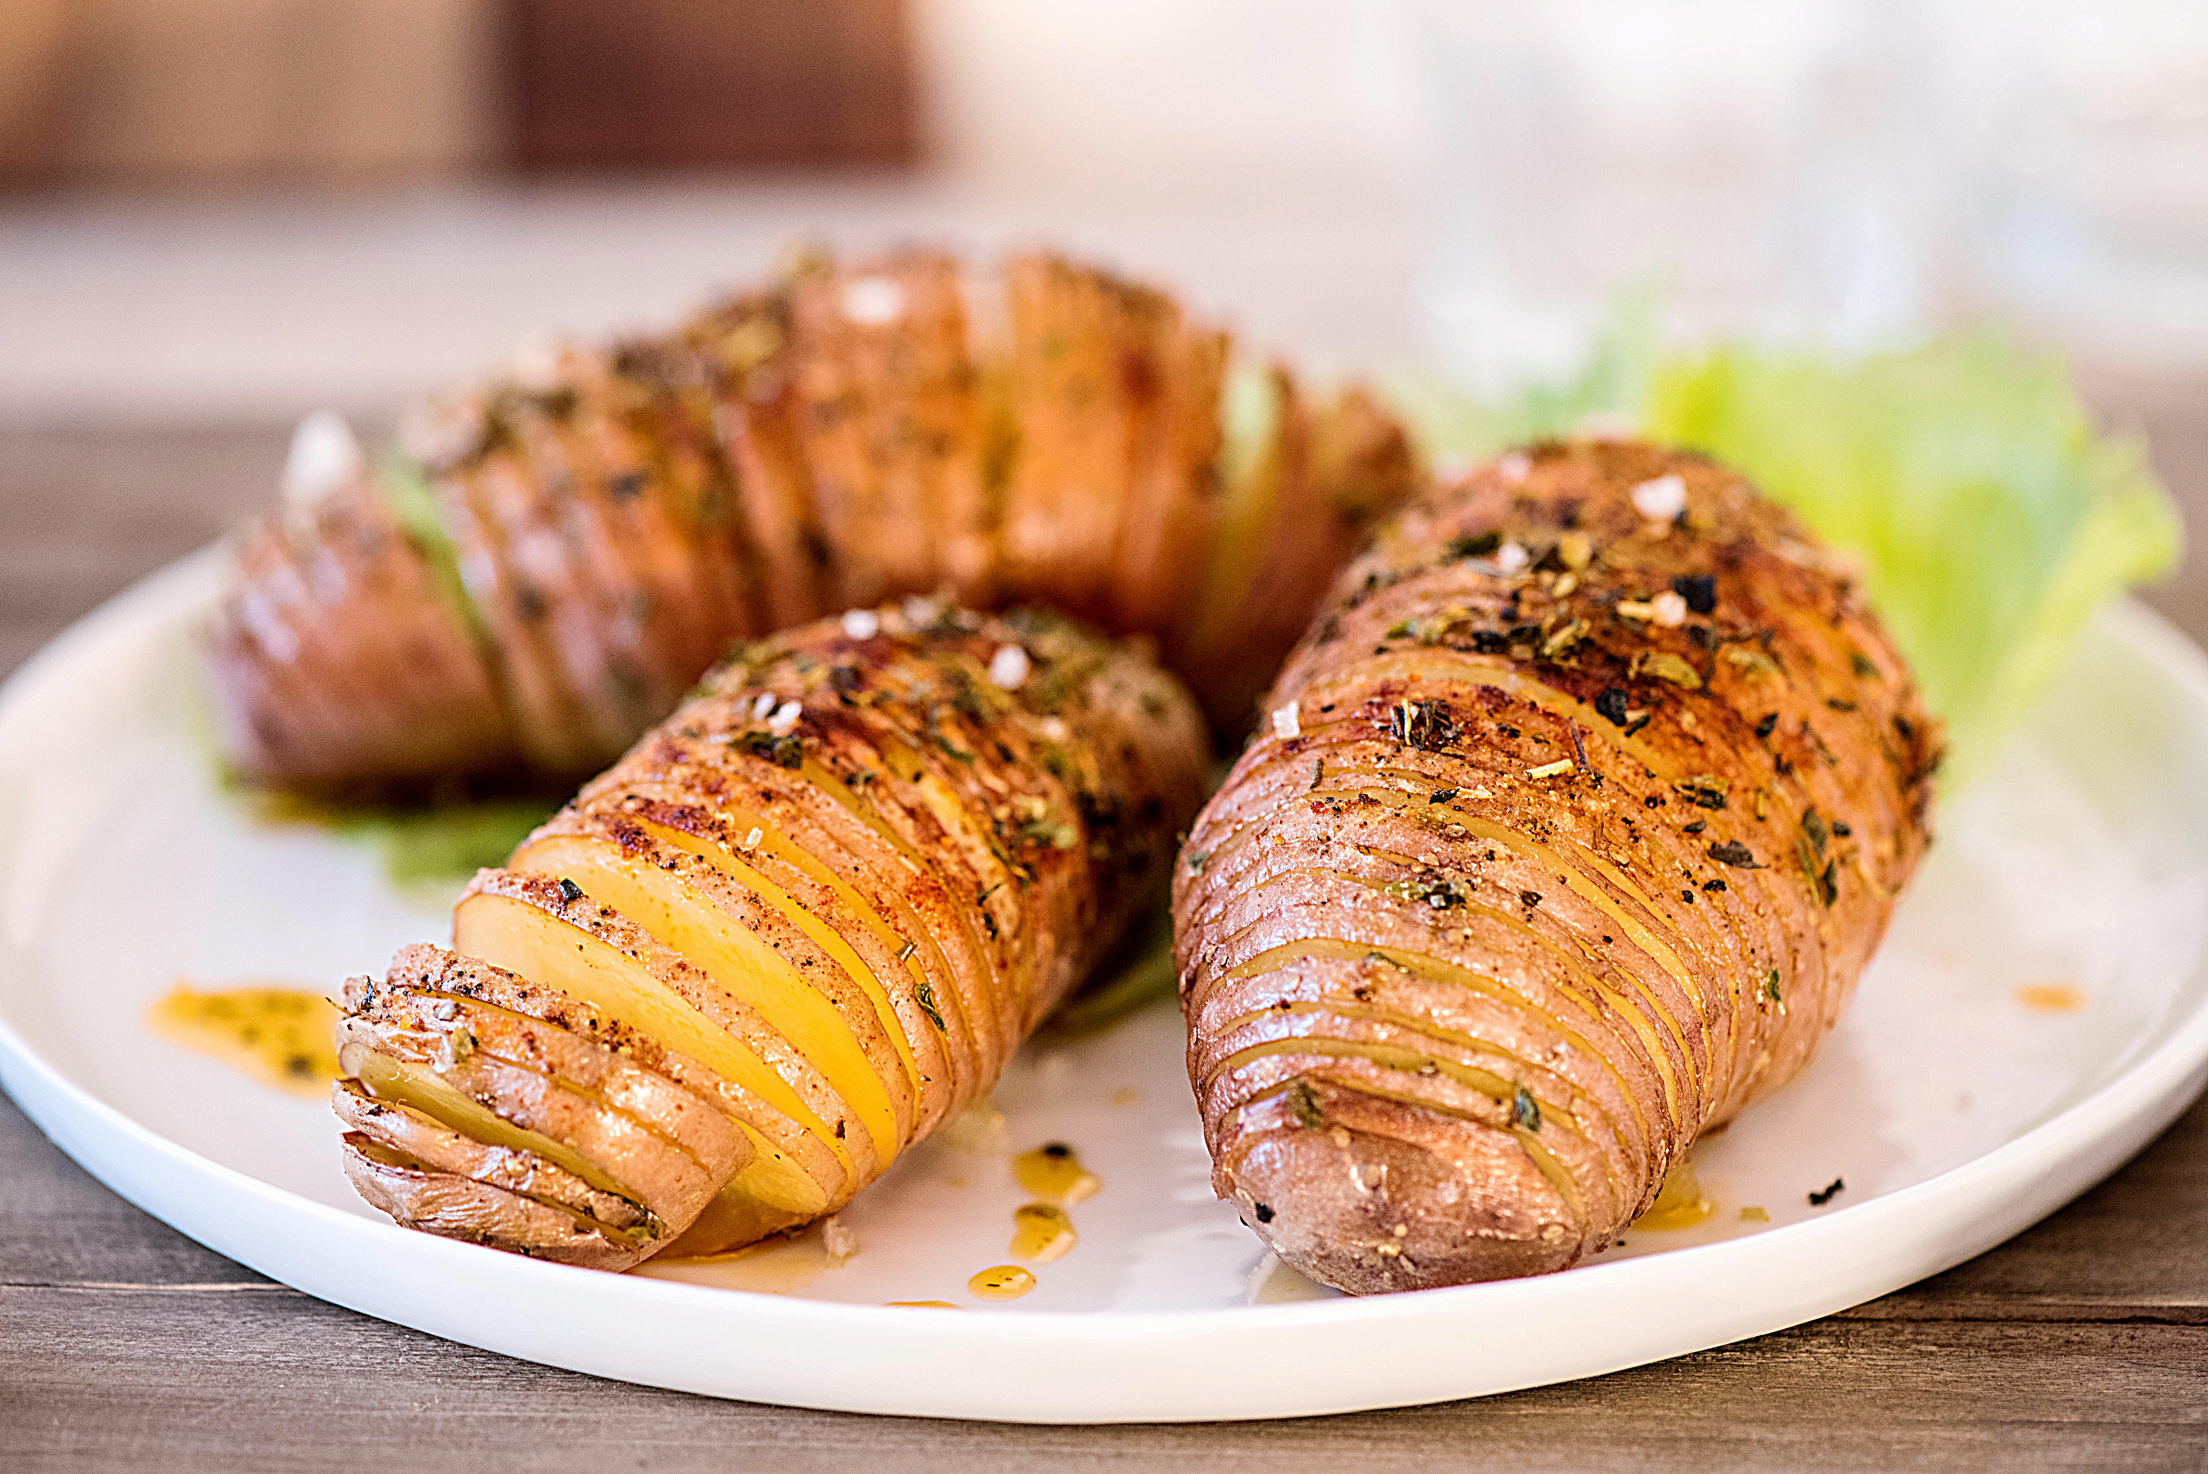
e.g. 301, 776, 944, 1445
2, 0, 2204, 670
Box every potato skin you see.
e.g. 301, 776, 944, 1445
1173, 441, 1941, 1293
206, 477, 516, 790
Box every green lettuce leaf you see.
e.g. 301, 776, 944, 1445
1392, 330, 2183, 787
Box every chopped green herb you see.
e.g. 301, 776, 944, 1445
735, 730, 805, 769
913, 981, 947, 1032
1513, 1086, 1542, 1131
1428, 788, 1458, 804
1636, 651, 1703, 689
1764, 969, 1782, 1002
1539, 618, 1589, 659
1673, 774, 1729, 810
1286, 1080, 1326, 1130
1725, 646, 1781, 678
1708, 840, 1761, 868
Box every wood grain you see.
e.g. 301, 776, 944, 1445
2, 419, 2206, 1469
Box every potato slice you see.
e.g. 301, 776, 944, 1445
452, 870, 863, 1212
686, 290, 828, 631
378, 943, 835, 1248
995, 253, 1175, 623
343, 978, 750, 1213
601, 778, 976, 1128
788, 251, 983, 606
1108, 319, 1230, 636
335, 1020, 720, 1230
341, 1135, 643, 1270
208, 476, 515, 791
508, 824, 911, 1164
333, 1078, 654, 1235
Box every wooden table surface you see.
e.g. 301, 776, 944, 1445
4, 407, 2206, 1470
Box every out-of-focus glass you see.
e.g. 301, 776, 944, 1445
1412, 0, 1934, 388
1936, 0, 2208, 366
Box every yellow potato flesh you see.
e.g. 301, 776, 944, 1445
629, 819, 921, 1092
796, 755, 998, 1040
1182, 363, 1284, 650
348, 1049, 631, 1202
667, 802, 974, 1084
510, 832, 901, 1165
451, 890, 832, 1219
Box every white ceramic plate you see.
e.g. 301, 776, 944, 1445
4, 550, 2207, 1423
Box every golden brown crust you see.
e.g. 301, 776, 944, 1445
787, 252, 985, 608
1174, 441, 1940, 1292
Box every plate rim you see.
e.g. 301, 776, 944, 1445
3, 549, 2206, 1423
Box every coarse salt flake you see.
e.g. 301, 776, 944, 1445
1649, 590, 1688, 627
768, 700, 802, 735
1497, 451, 1531, 485
739, 826, 763, 851
1495, 541, 1530, 574
1630, 474, 1687, 523
841, 275, 906, 326
752, 692, 777, 720
988, 644, 1031, 689
1039, 716, 1068, 741
841, 608, 879, 639
1271, 701, 1301, 739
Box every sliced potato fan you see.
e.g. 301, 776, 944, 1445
209, 248, 1422, 798
1173, 441, 1943, 1293
337, 604, 1210, 1267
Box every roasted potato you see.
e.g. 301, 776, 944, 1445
337, 601, 1210, 1266
1173, 441, 1942, 1292
206, 249, 1420, 794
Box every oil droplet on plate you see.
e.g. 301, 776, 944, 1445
1012, 1142, 1100, 1204
1632, 1155, 1715, 1230
147, 983, 339, 1095
887, 1300, 962, 1309
1739, 1206, 1770, 1223
968, 1265, 1037, 1301
1245, 1252, 1337, 1305
1009, 1202, 1077, 1263
2017, 982, 2085, 1012
640, 1227, 825, 1294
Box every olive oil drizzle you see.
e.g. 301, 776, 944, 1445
148, 984, 339, 1095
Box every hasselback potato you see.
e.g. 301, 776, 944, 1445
209, 249, 1417, 791
1173, 440, 1942, 1292
337, 600, 1210, 1266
